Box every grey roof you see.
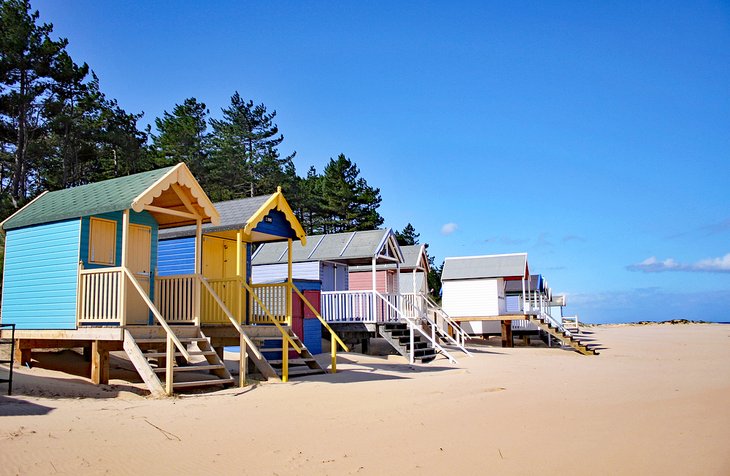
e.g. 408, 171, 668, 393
348, 244, 427, 272
159, 195, 270, 239
505, 275, 542, 293
252, 229, 399, 265
441, 253, 528, 281
2, 167, 175, 230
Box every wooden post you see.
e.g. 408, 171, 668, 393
194, 219, 202, 326
14, 341, 31, 366
90, 340, 109, 385
236, 230, 243, 323
166, 334, 174, 396
287, 238, 293, 326
239, 333, 247, 387
120, 209, 129, 326
371, 256, 377, 320
331, 336, 337, 373
501, 320, 514, 348
282, 339, 289, 383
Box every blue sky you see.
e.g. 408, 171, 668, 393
34, 1, 730, 323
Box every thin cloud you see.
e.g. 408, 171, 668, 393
441, 222, 458, 235
483, 236, 529, 245
627, 253, 730, 273
562, 234, 586, 243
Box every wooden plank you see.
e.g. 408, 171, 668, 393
122, 330, 166, 398
1, 328, 123, 341
90, 340, 110, 385
501, 320, 514, 348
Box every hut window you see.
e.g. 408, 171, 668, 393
89, 217, 117, 265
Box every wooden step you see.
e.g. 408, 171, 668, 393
143, 350, 217, 358
267, 358, 317, 365
153, 364, 226, 373
279, 367, 326, 377
172, 378, 236, 389
135, 337, 208, 344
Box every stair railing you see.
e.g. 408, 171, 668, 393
419, 292, 472, 355
121, 268, 192, 395
292, 285, 350, 373
374, 291, 457, 364
242, 281, 301, 382
197, 275, 269, 386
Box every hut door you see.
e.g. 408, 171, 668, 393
127, 224, 152, 325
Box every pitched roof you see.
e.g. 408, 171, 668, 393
348, 244, 428, 272
441, 253, 528, 281
5, 164, 222, 232
252, 229, 402, 266
158, 190, 306, 243
505, 274, 543, 293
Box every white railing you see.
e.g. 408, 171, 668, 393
321, 290, 401, 323
78, 267, 124, 324
155, 274, 197, 323
416, 292, 472, 355
250, 283, 288, 324
374, 291, 457, 364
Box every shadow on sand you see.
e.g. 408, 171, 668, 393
0, 394, 55, 416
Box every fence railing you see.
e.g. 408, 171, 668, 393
155, 275, 197, 323
78, 267, 124, 324
321, 290, 401, 323
249, 283, 289, 324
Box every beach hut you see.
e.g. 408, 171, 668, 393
441, 253, 597, 354
441, 253, 530, 345
157, 190, 348, 382
0, 164, 238, 396
348, 244, 430, 294
253, 231, 465, 363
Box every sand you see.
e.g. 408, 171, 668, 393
0, 324, 728, 475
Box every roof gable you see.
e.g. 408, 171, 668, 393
2, 164, 218, 231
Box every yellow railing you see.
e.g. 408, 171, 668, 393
249, 283, 289, 324
243, 281, 300, 382
202, 277, 243, 324
292, 285, 349, 373
155, 275, 197, 323
78, 267, 124, 324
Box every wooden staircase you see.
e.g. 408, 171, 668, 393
244, 325, 326, 379
524, 314, 599, 356
378, 322, 438, 363
124, 326, 235, 397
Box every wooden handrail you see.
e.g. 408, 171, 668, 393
292, 286, 349, 352
122, 268, 191, 361
242, 281, 301, 352
197, 275, 266, 361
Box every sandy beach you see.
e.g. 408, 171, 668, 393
0, 323, 728, 475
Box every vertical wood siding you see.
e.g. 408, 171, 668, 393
1, 219, 81, 329
251, 209, 298, 239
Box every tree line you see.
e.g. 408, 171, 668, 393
0, 0, 382, 234
0, 0, 442, 296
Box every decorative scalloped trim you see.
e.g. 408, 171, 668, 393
243, 191, 307, 245
131, 163, 221, 225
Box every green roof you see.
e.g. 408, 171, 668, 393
2, 167, 175, 230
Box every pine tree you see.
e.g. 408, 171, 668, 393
395, 223, 420, 246
149, 97, 209, 178
208, 92, 295, 201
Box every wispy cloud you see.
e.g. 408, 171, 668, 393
534, 232, 553, 249
562, 234, 586, 243
483, 236, 529, 245
666, 217, 730, 240
627, 253, 730, 273
441, 222, 458, 235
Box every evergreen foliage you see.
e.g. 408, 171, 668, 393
0, 0, 385, 240
395, 223, 419, 246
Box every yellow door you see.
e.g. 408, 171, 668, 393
126, 224, 152, 325
203, 236, 224, 279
